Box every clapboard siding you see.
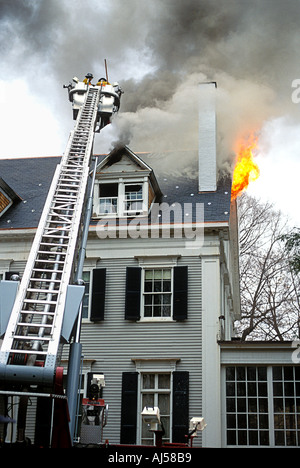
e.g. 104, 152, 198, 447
79, 255, 202, 444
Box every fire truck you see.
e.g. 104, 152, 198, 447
0, 72, 122, 447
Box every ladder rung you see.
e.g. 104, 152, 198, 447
16, 323, 53, 330
13, 335, 51, 341
37, 250, 67, 257
35, 259, 65, 264
26, 288, 59, 294
41, 234, 70, 239
10, 349, 47, 356
32, 268, 63, 274
23, 298, 57, 305
29, 279, 61, 285
20, 310, 55, 316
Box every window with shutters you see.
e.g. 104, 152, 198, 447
125, 265, 188, 322
121, 368, 189, 445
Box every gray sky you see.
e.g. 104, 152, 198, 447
1, 0, 300, 224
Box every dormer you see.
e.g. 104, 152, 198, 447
0, 178, 21, 218
92, 146, 162, 218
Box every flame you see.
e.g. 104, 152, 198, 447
231, 135, 260, 200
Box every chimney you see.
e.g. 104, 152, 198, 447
198, 82, 217, 192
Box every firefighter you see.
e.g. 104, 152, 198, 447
96, 77, 108, 86
83, 73, 93, 85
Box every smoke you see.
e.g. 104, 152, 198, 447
1, 0, 300, 174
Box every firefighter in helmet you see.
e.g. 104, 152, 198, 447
83, 73, 93, 85
96, 77, 109, 87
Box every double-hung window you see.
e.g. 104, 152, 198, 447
143, 268, 172, 319
124, 184, 143, 214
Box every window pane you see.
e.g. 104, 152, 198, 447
143, 374, 155, 389
158, 374, 170, 389
158, 394, 170, 414
145, 270, 153, 280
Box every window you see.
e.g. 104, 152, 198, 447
225, 366, 269, 446
273, 366, 300, 446
224, 365, 300, 447
82, 271, 91, 319
120, 369, 189, 445
99, 183, 118, 215
143, 269, 172, 319
125, 266, 188, 321
140, 373, 171, 445
95, 179, 148, 218
124, 184, 143, 214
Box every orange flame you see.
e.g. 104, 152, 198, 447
231, 135, 260, 200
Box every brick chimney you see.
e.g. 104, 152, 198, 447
198, 82, 217, 192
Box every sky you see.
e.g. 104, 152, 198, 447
1, 0, 300, 226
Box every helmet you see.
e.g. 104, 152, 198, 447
85, 73, 93, 79
98, 77, 106, 82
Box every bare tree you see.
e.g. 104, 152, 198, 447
235, 193, 300, 341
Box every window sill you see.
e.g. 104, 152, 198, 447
139, 317, 174, 323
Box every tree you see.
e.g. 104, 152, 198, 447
235, 193, 300, 341
281, 228, 300, 273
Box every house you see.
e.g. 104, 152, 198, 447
0, 88, 299, 448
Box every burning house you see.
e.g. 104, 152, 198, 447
0, 82, 298, 448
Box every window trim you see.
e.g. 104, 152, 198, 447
139, 371, 172, 445
140, 267, 174, 322
133, 359, 179, 445
94, 177, 149, 218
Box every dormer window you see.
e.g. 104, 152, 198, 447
92, 146, 162, 220
0, 177, 21, 218
95, 178, 148, 217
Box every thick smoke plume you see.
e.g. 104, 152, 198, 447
1, 0, 300, 176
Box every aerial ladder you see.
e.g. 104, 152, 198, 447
0, 72, 122, 447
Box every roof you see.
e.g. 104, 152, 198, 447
0, 150, 232, 230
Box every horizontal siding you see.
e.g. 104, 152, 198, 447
79, 255, 202, 445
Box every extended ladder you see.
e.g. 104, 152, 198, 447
0, 86, 101, 388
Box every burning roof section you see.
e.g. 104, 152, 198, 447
0, 149, 232, 230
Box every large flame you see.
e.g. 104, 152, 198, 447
231, 135, 260, 200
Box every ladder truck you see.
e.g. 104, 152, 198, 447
0, 73, 122, 447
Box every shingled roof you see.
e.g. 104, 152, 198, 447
0, 150, 232, 230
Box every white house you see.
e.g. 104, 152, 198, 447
0, 86, 299, 448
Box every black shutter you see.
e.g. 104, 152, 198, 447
125, 267, 141, 320
173, 266, 188, 320
90, 268, 106, 321
120, 372, 138, 444
172, 371, 189, 443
